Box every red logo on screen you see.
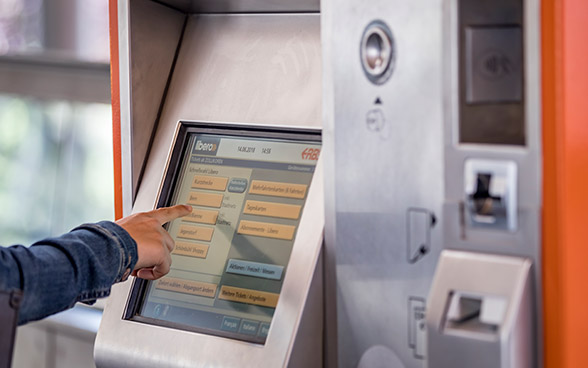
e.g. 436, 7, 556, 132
301, 148, 320, 161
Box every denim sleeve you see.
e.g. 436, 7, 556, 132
0, 221, 138, 325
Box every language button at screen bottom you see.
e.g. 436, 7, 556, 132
239, 320, 260, 335
221, 316, 240, 332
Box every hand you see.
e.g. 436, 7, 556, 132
116, 204, 192, 280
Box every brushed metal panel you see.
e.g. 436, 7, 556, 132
134, 14, 321, 211
129, 0, 186, 202
323, 1, 445, 367
320, 0, 338, 366
287, 251, 324, 367
325, 0, 542, 364
154, 0, 319, 14
442, 0, 542, 363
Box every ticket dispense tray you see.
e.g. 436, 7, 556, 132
95, 121, 324, 367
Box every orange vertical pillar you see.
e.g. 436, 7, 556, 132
108, 0, 123, 220
542, 0, 588, 367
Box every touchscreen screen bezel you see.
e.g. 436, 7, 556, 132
122, 121, 321, 343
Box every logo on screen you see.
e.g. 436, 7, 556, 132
196, 141, 216, 151
193, 137, 220, 156
301, 147, 320, 161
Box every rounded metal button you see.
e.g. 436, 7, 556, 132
361, 20, 396, 85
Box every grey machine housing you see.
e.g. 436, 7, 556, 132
94, 1, 325, 367
322, 0, 541, 367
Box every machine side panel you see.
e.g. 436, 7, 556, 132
320, 0, 338, 365
325, 1, 444, 367
287, 251, 324, 367
442, 0, 542, 269
129, 0, 186, 202
441, 0, 542, 364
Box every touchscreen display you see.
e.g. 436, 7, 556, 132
137, 131, 321, 344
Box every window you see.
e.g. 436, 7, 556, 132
0, 96, 113, 246
0, 0, 112, 246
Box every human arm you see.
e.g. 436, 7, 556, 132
0, 204, 191, 325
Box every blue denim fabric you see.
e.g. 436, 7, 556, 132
0, 221, 137, 325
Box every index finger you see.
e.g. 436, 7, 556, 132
150, 204, 192, 224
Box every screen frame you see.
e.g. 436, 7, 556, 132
122, 121, 321, 343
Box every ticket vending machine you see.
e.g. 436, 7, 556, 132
95, 1, 323, 367
322, 0, 542, 367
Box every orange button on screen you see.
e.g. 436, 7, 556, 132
156, 277, 217, 298
177, 224, 214, 242
218, 285, 279, 308
249, 180, 307, 199
192, 175, 228, 191
184, 208, 219, 225
237, 220, 295, 240
243, 200, 301, 220
173, 241, 209, 259
187, 192, 224, 208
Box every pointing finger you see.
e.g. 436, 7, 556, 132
151, 204, 192, 225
